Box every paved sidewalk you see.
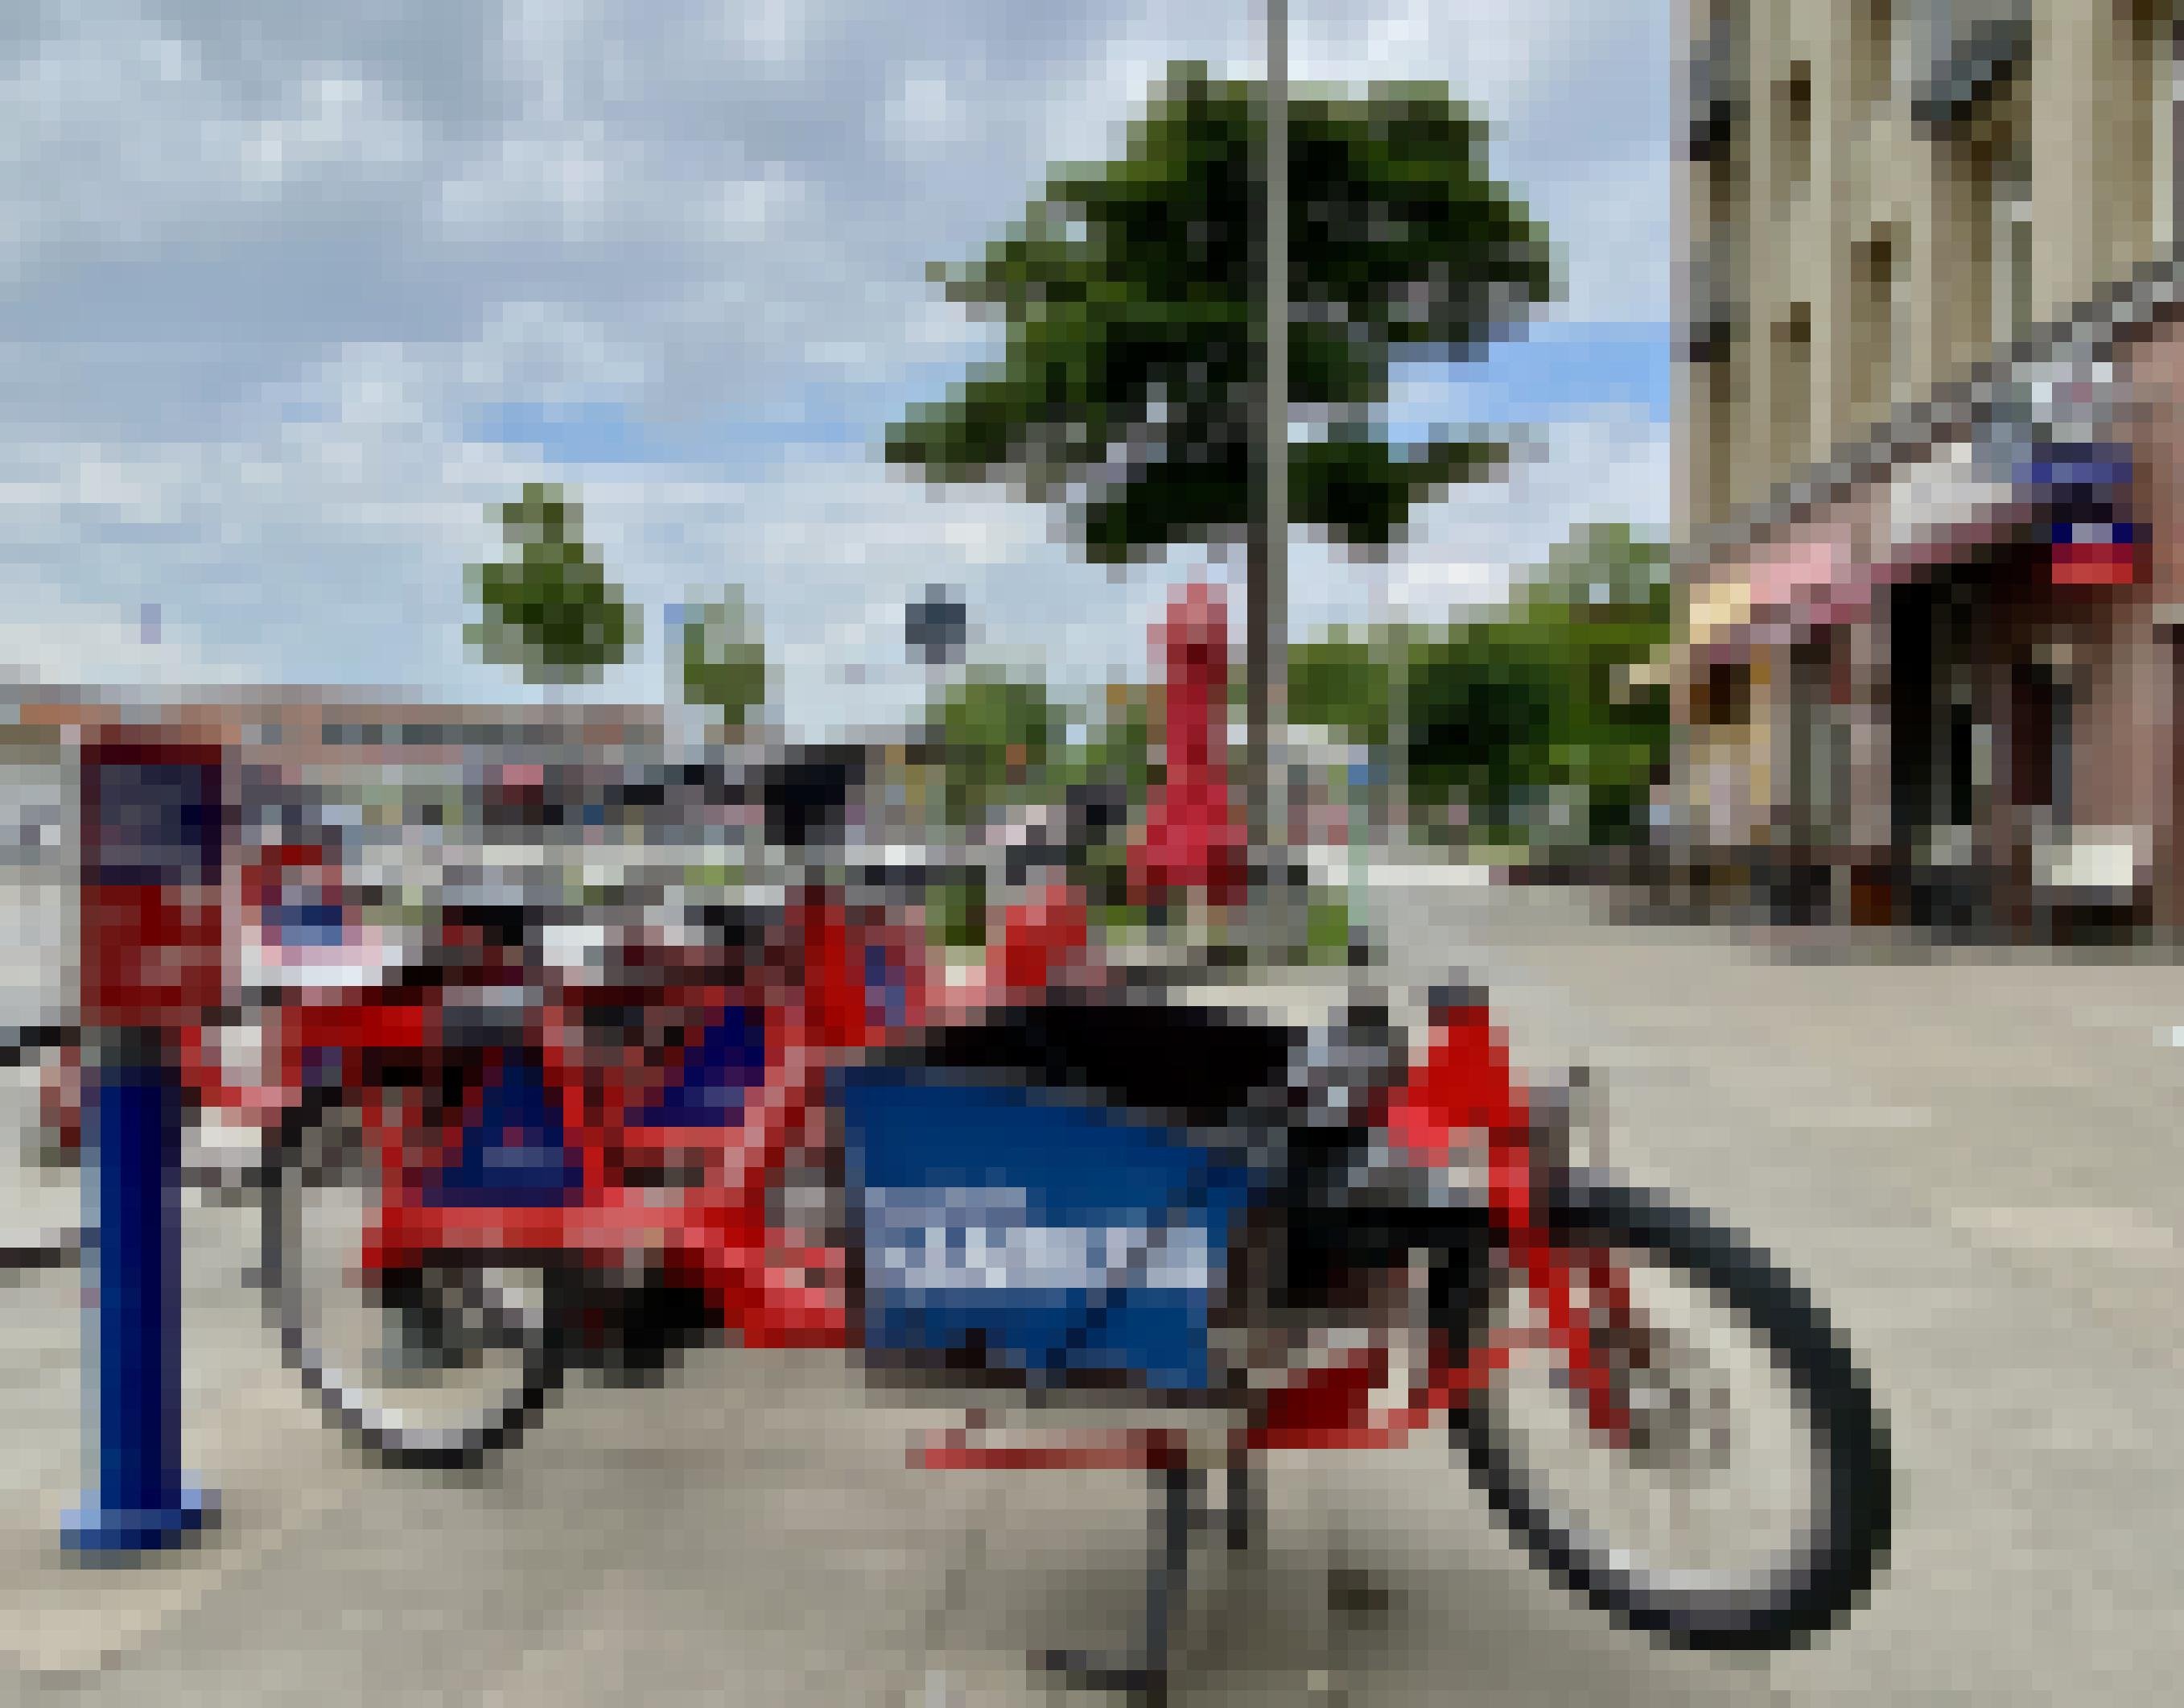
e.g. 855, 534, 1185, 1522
2, 1068, 79, 1271
3, 877, 2178, 1702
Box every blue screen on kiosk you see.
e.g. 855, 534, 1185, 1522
90, 761, 219, 888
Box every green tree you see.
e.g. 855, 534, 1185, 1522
464, 483, 640, 687
887, 63, 1556, 791
1080, 683, 1156, 795
1511, 522, 1673, 842
679, 587, 770, 734
925, 670, 1066, 827
888, 64, 1551, 554
1405, 625, 1560, 833
1405, 524, 1674, 847
1514, 522, 1675, 626
1288, 629, 1394, 750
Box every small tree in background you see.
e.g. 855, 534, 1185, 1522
679, 586, 771, 737
888, 62, 1556, 896
1406, 523, 1674, 848
1287, 524, 1675, 850
465, 482, 640, 687
926, 670, 1065, 829
888, 61, 1553, 564
1288, 630, 1394, 752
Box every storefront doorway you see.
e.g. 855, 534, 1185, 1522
1887, 575, 2000, 935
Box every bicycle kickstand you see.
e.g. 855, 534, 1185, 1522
1036, 1462, 1198, 1705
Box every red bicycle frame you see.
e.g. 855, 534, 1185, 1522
914, 992, 1641, 1470
272, 882, 1639, 1464
270, 881, 1099, 1351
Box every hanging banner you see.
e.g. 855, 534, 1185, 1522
2021, 440, 2139, 588
1877, 437, 2029, 570
1747, 514, 1881, 640
2050, 518, 2141, 587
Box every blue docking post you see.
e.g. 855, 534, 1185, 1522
62, 1026, 215, 1557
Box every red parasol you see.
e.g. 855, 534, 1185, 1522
1128, 583, 1249, 906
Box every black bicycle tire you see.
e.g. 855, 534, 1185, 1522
1448, 1170, 1891, 1651
262, 1088, 569, 1472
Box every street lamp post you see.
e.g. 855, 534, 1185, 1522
1245, 0, 1291, 959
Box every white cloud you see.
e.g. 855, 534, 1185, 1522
454, 302, 658, 406
1288, 406, 1672, 630
235, 70, 431, 188
0, 597, 240, 695
0, 395, 1671, 728
2, 10, 434, 266
1, 1, 1677, 733
882, 64, 977, 156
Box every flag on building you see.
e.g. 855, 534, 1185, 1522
2049, 517, 2141, 587
2019, 444, 2139, 588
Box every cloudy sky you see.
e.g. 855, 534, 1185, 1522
0, 0, 1672, 737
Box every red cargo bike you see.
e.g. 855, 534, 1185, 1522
253, 794, 1889, 1695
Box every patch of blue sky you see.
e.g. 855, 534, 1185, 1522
465, 400, 668, 464
467, 399, 854, 465
464, 392, 880, 468
462, 328, 1667, 479
1383, 320, 1669, 446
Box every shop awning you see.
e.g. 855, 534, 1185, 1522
1876, 438, 2028, 570
1750, 533, 1869, 631
1706, 519, 1881, 643
1687, 576, 1755, 649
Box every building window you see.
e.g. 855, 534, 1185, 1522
1946, 694, 1981, 830
1686, 2, 1745, 164
2166, 17, 2183, 247
2050, 687, 2074, 831
1910, 0, 2032, 134
1992, 146, 2033, 346
1693, 661, 1753, 729
1853, 227, 1899, 427
1771, 302, 1814, 470
1705, 348, 1737, 522
1774, 61, 1813, 199
1857, 1, 1897, 109
2005, 203, 2032, 340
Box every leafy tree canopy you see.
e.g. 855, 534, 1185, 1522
887, 62, 1555, 564
1288, 630, 1395, 750
1407, 524, 1674, 841
924, 670, 1069, 826
464, 483, 639, 687
680, 587, 770, 732
1284, 525, 1675, 843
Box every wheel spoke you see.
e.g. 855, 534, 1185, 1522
1470, 1231, 1830, 1599
267, 1099, 562, 1465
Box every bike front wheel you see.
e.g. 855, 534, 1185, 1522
1445, 1171, 1890, 1651
262, 1091, 569, 1471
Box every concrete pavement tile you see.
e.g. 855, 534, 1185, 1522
912, 1454, 1341, 1705
0, 1372, 357, 1681
469, 1445, 997, 1706
2, 1068, 80, 1273
56, 1443, 688, 1708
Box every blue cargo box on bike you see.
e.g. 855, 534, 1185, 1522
832, 1000, 1297, 1395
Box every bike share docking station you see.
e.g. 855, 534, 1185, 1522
61, 732, 225, 1556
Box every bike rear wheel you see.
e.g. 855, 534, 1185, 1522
1441, 1172, 1889, 1650
262, 1091, 569, 1471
